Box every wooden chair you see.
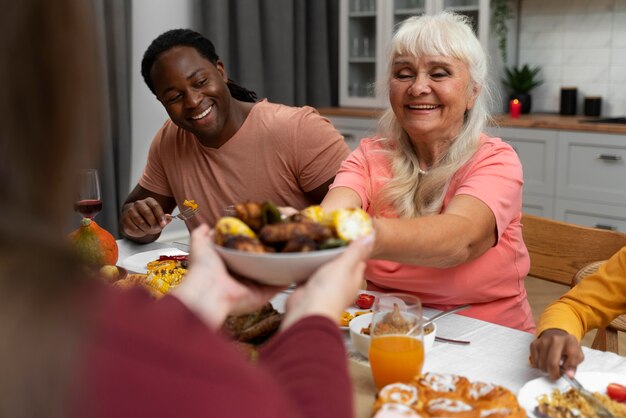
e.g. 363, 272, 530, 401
521, 214, 626, 352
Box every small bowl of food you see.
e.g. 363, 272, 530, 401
213, 202, 372, 286
349, 313, 437, 360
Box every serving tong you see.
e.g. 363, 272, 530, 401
559, 367, 615, 418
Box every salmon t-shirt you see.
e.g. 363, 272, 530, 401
331, 135, 535, 332
140, 100, 350, 228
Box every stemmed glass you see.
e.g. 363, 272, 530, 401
74, 169, 102, 219
368, 294, 424, 389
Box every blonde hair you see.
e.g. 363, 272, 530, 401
374, 12, 493, 217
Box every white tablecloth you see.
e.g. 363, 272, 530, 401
116, 238, 626, 410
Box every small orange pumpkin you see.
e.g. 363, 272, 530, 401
68, 219, 118, 266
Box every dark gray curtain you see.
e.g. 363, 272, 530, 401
94, 0, 132, 238
195, 0, 339, 107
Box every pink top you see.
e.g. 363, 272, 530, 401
331, 135, 535, 332
139, 99, 350, 227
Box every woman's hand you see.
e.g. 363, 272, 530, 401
171, 224, 282, 329
281, 233, 374, 330
529, 328, 584, 380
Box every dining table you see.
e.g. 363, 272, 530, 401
117, 238, 626, 418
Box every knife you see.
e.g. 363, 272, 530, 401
560, 369, 615, 418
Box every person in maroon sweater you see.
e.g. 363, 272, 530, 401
74, 226, 372, 418
0, 1, 373, 417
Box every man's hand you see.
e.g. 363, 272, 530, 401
529, 328, 584, 380
121, 197, 171, 241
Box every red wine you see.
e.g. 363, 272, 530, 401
74, 199, 102, 219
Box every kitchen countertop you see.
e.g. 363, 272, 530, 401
318, 107, 626, 135
492, 113, 626, 134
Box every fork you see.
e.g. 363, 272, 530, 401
165, 206, 199, 221
560, 367, 615, 418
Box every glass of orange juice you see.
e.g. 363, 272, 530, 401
368, 297, 424, 389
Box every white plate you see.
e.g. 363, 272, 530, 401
518, 371, 626, 417
213, 245, 346, 286
119, 248, 188, 273
339, 291, 379, 330
340, 306, 375, 331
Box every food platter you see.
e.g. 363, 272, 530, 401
119, 248, 188, 273
517, 371, 626, 417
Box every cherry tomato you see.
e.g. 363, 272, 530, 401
607, 383, 626, 403
355, 293, 375, 309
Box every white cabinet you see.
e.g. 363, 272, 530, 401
556, 132, 626, 206
339, 0, 490, 108
556, 200, 626, 233
489, 126, 626, 233
487, 126, 558, 218
328, 115, 378, 150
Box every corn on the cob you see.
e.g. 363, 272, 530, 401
214, 216, 257, 245
300, 205, 326, 223
330, 208, 373, 241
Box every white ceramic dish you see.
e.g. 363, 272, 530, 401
119, 248, 188, 273
349, 312, 437, 360
213, 245, 346, 286
517, 371, 626, 418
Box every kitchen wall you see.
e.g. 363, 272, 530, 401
131, 0, 193, 241
518, 0, 626, 116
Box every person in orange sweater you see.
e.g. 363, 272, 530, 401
530, 246, 626, 379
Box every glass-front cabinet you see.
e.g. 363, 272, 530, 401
339, 0, 490, 107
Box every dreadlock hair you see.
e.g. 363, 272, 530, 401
141, 28, 258, 103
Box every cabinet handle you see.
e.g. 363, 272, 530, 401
595, 223, 617, 231
342, 133, 356, 142
597, 154, 622, 161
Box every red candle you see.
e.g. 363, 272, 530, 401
510, 99, 521, 118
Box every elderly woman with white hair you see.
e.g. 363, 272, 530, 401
323, 12, 534, 332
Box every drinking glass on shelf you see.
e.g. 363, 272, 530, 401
369, 295, 424, 389
74, 168, 102, 219
352, 37, 360, 57
363, 37, 371, 57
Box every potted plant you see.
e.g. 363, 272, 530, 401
492, 0, 513, 64
502, 64, 543, 114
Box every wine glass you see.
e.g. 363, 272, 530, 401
74, 169, 102, 219
369, 294, 424, 389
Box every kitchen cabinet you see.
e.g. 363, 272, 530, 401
327, 115, 378, 150
485, 127, 558, 217
339, 0, 490, 108
488, 126, 626, 233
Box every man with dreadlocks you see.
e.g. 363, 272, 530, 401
121, 29, 349, 244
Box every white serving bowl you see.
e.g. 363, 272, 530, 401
214, 245, 346, 286
349, 313, 437, 360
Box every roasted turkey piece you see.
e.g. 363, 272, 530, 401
259, 221, 333, 244
222, 235, 270, 253
223, 303, 284, 343
234, 202, 264, 231
282, 236, 317, 252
